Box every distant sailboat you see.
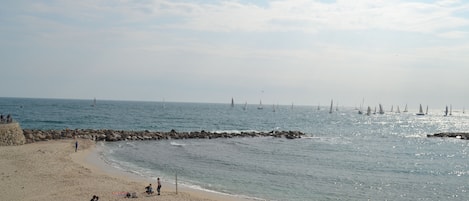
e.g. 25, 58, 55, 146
445, 105, 449, 116
243, 101, 247, 110
403, 104, 408, 113
231, 98, 234, 108
450, 105, 453, 116
396, 106, 401, 113
425, 105, 428, 115
390, 105, 394, 113
272, 104, 276, 112
416, 104, 425, 115
91, 98, 96, 107
379, 104, 384, 114
358, 98, 364, 115
317, 103, 320, 111
336, 102, 339, 112
373, 106, 377, 115
366, 106, 372, 116
257, 100, 263, 110
329, 99, 333, 114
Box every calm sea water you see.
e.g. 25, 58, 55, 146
2, 97, 469, 200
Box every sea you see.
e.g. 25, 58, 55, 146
2, 97, 469, 201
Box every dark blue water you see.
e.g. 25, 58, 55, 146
2, 97, 469, 200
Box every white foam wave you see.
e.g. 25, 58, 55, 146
170, 141, 186, 147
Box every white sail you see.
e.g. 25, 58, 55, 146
445, 105, 449, 116
366, 106, 371, 116
257, 100, 263, 110
390, 105, 393, 112
91, 98, 96, 107
379, 104, 384, 114
403, 104, 408, 112
329, 99, 333, 114
396, 106, 400, 113
243, 101, 247, 110
416, 104, 425, 115
231, 98, 234, 108
425, 105, 428, 115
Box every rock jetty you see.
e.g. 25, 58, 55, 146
427, 132, 469, 140
22, 129, 305, 143
0, 122, 26, 146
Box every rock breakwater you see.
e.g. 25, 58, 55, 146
23, 129, 305, 143
427, 132, 469, 140
0, 122, 26, 146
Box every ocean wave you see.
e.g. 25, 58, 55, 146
170, 141, 186, 147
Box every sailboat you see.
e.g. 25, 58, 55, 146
396, 106, 401, 113
373, 106, 377, 115
444, 105, 449, 116
378, 104, 385, 114
272, 104, 276, 112
231, 98, 234, 108
390, 105, 394, 113
366, 106, 372, 116
317, 103, 320, 111
329, 99, 333, 114
243, 102, 247, 110
416, 104, 425, 115
358, 98, 364, 115
257, 100, 263, 110
403, 104, 408, 112
450, 105, 453, 116
336, 102, 339, 112
425, 105, 428, 115
91, 98, 96, 107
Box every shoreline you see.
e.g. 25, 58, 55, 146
0, 139, 256, 201
79, 140, 257, 201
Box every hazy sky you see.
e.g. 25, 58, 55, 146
1, 0, 469, 109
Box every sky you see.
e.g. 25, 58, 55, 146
1, 0, 469, 110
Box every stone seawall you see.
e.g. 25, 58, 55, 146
23, 129, 305, 143
0, 122, 26, 146
427, 132, 469, 139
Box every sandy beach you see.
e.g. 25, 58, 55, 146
0, 139, 252, 201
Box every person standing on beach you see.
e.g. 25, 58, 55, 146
75, 140, 78, 152
157, 178, 161, 195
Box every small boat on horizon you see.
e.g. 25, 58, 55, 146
257, 100, 263, 110
379, 104, 385, 114
416, 104, 425, 116
91, 98, 96, 107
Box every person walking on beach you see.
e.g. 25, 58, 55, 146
75, 140, 78, 152
157, 177, 161, 195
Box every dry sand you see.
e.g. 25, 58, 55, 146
0, 139, 253, 201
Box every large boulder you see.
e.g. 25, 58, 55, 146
0, 122, 26, 146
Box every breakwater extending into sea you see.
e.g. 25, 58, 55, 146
22, 128, 304, 143
3, 98, 469, 200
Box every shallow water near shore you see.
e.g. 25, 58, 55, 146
2, 97, 469, 200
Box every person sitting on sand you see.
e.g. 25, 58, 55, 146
90, 195, 98, 201
145, 183, 153, 194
